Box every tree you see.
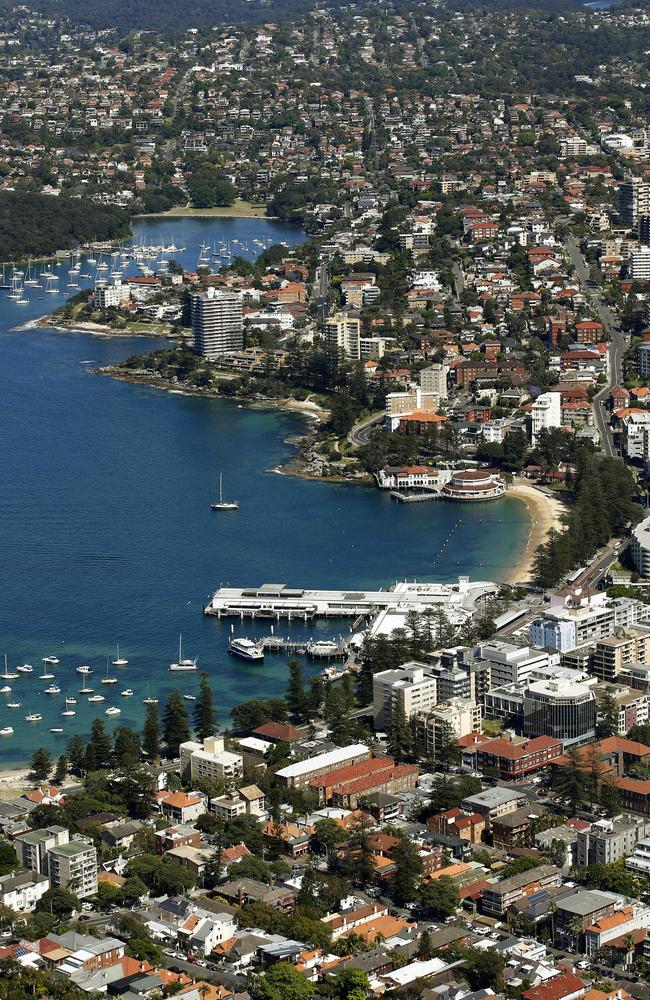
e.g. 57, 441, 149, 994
417, 928, 435, 960
67, 734, 87, 776
36, 887, 79, 918
312, 818, 348, 858
194, 672, 217, 740
96, 881, 123, 911
142, 701, 161, 760
121, 876, 149, 906
53, 754, 68, 785
387, 703, 413, 762
0, 843, 18, 877
331, 969, 370, 1000
113, 727, 142, 768
596, 690, 619, 739
127, 936, 162, 964
419, 875, 459, 918
253, 962, 316, 1000
391, 837, 423, 905
556, 747, 586, 815
429, 719, 461, 770
89, 718, 112, 769
163, 690, 191, 755
286, 659, 307, 721
30, 748, 52, 782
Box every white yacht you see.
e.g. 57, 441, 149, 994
50, 728, 64, 734
228, 637, 264, 661
88, 694, 105, 703
16, 663, 33, 673
0, 728, 14, 736
0, 686, 11, 694
7, 702, 20, 709
101, 658, 118, 685
143, 684, 158, 705
65, 697, 77, 706
112, 643, 128, 667
76, 664, 92, 675
61, 709, 76, 717
79, 686, 94, 695
25, 713, 42, 722
44, 684, 61, 695
169, 635, 197, 672
183, 693, 196, 701
105, 706, 121, 716
2, 654, 18, 680
211, 473, 238, 511
121, 689, 133, 697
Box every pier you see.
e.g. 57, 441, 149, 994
205, 579, 497, 625
258, 636, 350, 658
390, 489, 442, 503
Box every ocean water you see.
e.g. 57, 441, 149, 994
0, 217, 530, 763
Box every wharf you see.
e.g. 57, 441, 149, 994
259, 636, 349, 658
205, 579, 496, 623
390, 488, 442, 503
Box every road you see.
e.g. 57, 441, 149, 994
314, 263, 330, 322
348, 412, 383, 447
566, 236, 624, 458
161, 956, 246, 989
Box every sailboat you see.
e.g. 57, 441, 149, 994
112, 643, 128, 667
143, 683, 158, 705
40, 658, 55, 680
101, 657, 118, 685
169, 634, 197, 672
211, 473, 238, 511
2, 655, 18, 681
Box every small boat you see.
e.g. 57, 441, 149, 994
79, 686, 93, 695
40, 657, 54, 680
50, 728, 64, 733
211, 472, 238, 511
43, 655, 59, 665
169, 634, 197, 672
25, 713, 42, 722
0, 686, 11, 694
61, 710, 76, 717
105, 706, 121, 716
183, 693, 196, 701
112, 643, 128, 667
16, 663, 33, 673
76, 664, 92, 675
0, 728, 14, 736
88, 694, 105, 703
228, 637, 264, 661
2, 654, 18, 680
121, 689, 133, 697
45, 684, 60, 695
7, 702, 21, 709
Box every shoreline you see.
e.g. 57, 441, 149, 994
506, 481, 568, 585
135, 200, 272, 220
13, 314, 180, 339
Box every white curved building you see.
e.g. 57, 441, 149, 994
631, 515, 650, 578
441, 469, 506, 501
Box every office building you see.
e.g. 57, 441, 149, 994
476, 641, 551, 688
47, 840, 98, 899
420, 364, 448, 400
180, 735, 244, 785
373, 662, 438, 728
576, 815, 650, 867
531, 391, 562, 444
619, 177, 650, 228
523, 678, 596, 747
530, 597, 650, 652
416, 699, 482, 758
191, 287, 243, 358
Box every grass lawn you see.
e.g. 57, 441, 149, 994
138, 200, 269, 219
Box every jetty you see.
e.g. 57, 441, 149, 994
205, 578, 497, 627
252, 636, 350, 658
390, 489, 442, 503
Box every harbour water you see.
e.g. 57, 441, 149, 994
0, 215, 530, 763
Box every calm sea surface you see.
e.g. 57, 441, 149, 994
0, 215, 530, 763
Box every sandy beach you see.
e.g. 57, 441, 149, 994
0, 767, 32, 798
506, 480, 568, 585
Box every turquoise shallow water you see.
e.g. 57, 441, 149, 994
0, 217, 530, 763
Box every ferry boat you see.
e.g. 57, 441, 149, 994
169, 635, 197, 672
228, 637, 264, 661
25, 713, 42, 722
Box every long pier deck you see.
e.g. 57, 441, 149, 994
204, 579, 496, 622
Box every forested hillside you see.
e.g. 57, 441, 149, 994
0, 193, 131, 261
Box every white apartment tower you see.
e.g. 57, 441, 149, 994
531, 391, 562, 444
191, 288, 243, 359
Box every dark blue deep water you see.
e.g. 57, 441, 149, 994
0, 217, 530, 763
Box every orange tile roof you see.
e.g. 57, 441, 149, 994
163, 792, 202, 808
350, 915, 408, 942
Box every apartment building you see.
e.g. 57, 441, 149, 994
14, 825, 69, 874
373, 662, 438, 728
471, 735, 563, 782
476, 641, 551, 688
324, 312, 361, 358
179, 736, 244, 785
0, 871, 49, 912
631, 514, 650, 578
481, 864, 561, 917
619, 177, 650, 228
420, 363, 448, 399
191, 287, 243, 358
416, 699, 482, 758
576, 816, 650, 867
531, 391, 562, 444
592, 629, 650, 681
584, 903, 650, 957
530, 597, 650, 652
385, 386, 441, 431
48, 840, 98, 899
274, 744, 371, 789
